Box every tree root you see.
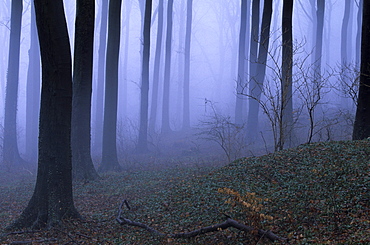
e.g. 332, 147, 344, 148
116, 199, 286, 242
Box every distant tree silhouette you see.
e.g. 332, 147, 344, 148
11, 0, 80, 229
353, 0, 370, 140
93, 0, 108, 157
161, 0, 174, 133
149, 0, 164, 132
99, 0, 123, 172
246, 0, 273, 142
3, 0, 28, 169
25, 1, 40, 164
72, 0, 99, 180
182, 0, 193, 130
137, 0, 152, 152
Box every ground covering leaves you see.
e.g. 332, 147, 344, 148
0, 139, 369, 244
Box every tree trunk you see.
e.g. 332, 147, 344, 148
161, 0, 174, 134
356, 0, 363, 65
92, 0, 108, 157
99, 0, 123, 172
137, 0, 152, 152
314, 0, 325, 83
353, 0, 370, 140
3, 0, 25, 169
149, 0, 164, 133
280, 0, 294, 150
234, 0, 248, 126
246, 0, 273, 142
72, 0, 99, 180
182, 0, 193, 130
25, 1, 40, 164
10, 0, 80, 229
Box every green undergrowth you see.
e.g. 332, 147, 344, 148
0, 140, 369, 244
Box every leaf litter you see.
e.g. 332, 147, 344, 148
0, 139, 369, 244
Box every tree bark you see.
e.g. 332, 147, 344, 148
137, 0, 152, 152
72, 0, 99, 180
10, 0, 80, 229
353, 0, 370, 140
99, 0, 123, 172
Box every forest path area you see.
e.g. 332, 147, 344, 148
0, 139, 369, 244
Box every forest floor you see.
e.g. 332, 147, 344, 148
0, 139, 369, 244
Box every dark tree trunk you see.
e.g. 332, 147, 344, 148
137, 0, 152, 152
10, 0, 80, 229
25, 1, 40, 164
99, 0, 123, 172
161, 0, 174, 134
280, 0, 294, 150
93, 0, 108, 157
72, 0, 99, 180
182, 0, 193, 130
234, 0, 248, 125
3, 0, 25, 169
353, 1, 370, 140
149, 0, 164, 132
314, 0, 325, 83
246, 0, 273, 142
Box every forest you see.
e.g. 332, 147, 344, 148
0, 0, 369, 244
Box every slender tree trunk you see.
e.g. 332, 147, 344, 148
314, 0, 325, 82
10, 0, 80, 229
25, 1, 40, 164
149, 0, 164, 132
341, 0, 351, 67
246, 0, 273, 142
182, 0, 193, 130
280, 0, 294, 150
99, 0, 123, 172
356, 0, 363, 65
93, 0, 108, 157
353, 0, 370, 140
72, 0, 99, 180
161, 0, 174, 133
235, 0, 248, 126
137, 0, 152, 152
3, 0, 25, 169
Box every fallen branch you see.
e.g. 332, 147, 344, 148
116, 200, 286, 242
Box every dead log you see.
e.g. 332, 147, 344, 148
116, 199, 286, 242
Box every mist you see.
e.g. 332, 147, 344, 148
0, 0, 362, 166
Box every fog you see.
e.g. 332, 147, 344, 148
0, 0, 362, 166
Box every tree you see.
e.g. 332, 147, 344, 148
234, 0, 248, 126
99, 0, 123, 172
280, 0, 294, 149
149, 0, 164, 132
353, 0, 370, 140
137, 0, 152, 152
246, 0, 273, 142
72, 0, 99, 180
3, 0, 25, 169
182, 0, 193, 130
10, 0, 80, 229
161, 0, 174, 133
93, 0, 108, 156
314, 0, 325, 84
25, 1, 40, 163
